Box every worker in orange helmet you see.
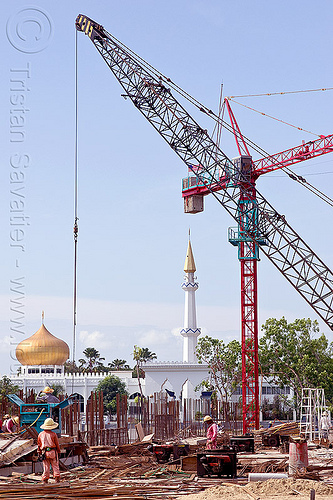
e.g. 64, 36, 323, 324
203, 415, 218, 450
37, 417, 61, 484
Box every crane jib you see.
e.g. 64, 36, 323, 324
76, 15, 106, 41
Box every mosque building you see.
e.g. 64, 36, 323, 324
8, 236, 288, 421
10, 317, 139, 407
9, 237, 208, 405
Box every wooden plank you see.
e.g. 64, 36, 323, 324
135, 423, 144, 442
0, 435, 22, 452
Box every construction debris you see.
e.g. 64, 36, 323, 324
0, 436, 36, 466
0, 425, 332, 499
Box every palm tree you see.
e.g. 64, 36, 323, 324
133, 346, 157, 397
50, 383, 65, 398
78, 347, 106, 373
108, 359, 130, 370
64, 360, 80, 373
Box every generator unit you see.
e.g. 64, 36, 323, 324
230, 435, 255, 453
197, 448, 237, 478
262, 432, 289, 448
7, 394, 75, 435
148, 443, 189, 463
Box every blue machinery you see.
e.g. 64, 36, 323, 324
7, 394, 74, 434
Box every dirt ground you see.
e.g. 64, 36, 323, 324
176, 478, 333, 499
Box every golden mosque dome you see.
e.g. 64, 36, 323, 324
16, 321, 70, 366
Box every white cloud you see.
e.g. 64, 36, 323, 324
79, 330, 111, 350
138, 328, 183, 347
171, 327, 182, 338
138, 329, 168, 346
0, 336, 13, 353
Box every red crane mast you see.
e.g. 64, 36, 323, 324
76, 15, 333, 433
183, 99, 333, 432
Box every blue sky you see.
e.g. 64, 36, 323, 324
0, 0, 332, 375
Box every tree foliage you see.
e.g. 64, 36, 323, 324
133, 346, 157, 396
259, 317, 333, 403
96, 375, 128, 416
195, 336, 242, 404
108, 359, 130, 370
64, 360, 81, 374
0, 376, 19, 399
78, 348, 106, 373
50, 383, 65, 398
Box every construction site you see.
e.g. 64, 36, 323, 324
0, 389, 333, 499
2, 5, 333, 500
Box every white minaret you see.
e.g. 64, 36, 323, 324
180, 236, 201, 363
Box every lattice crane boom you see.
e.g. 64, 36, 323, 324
76, 14, 333, 432
182, 133, 333, 197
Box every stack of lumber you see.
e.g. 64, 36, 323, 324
0, 437, 36, 466
238, 457, 288, 476
116, 443, 154, 456
0, 468, 206, 498
237, 451, 289, 476
88, 453, 158, 477
254, 421, 299, 436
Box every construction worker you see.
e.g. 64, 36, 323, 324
37, 386, 60, 403
37, 417, 61, 484
1, 415, 9, 433
320, 411, 332, 440
2, 415, 19, 433
203, 415, 218, 450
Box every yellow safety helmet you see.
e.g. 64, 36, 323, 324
40, 418, 58, 430
43, 386, 54, 394
203, 415, 213, 423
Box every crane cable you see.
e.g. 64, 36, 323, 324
103, 29, 333, 207
227, 87, 333, 98
72, 29, 79, 384
226, 98, 319, 137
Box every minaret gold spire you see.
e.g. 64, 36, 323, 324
42, 310, 44, 324
181, 233, 200, 363
184, 239, 196, 273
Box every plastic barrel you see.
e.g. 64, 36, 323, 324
289, 441, 308, 475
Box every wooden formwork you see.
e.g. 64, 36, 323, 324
86, 391, 104, 432
116, 393, 128, 429
61, 399, 81, 436
1, 388, 243, 447
78, 427, 129, 446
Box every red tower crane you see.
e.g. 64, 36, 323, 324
76, 15, 333, 433
183, 98, 333, 432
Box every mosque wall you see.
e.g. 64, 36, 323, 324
144, 363, 209, 400
9, 370, 142, 406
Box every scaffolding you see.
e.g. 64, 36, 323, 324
299, 388, 327, 442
